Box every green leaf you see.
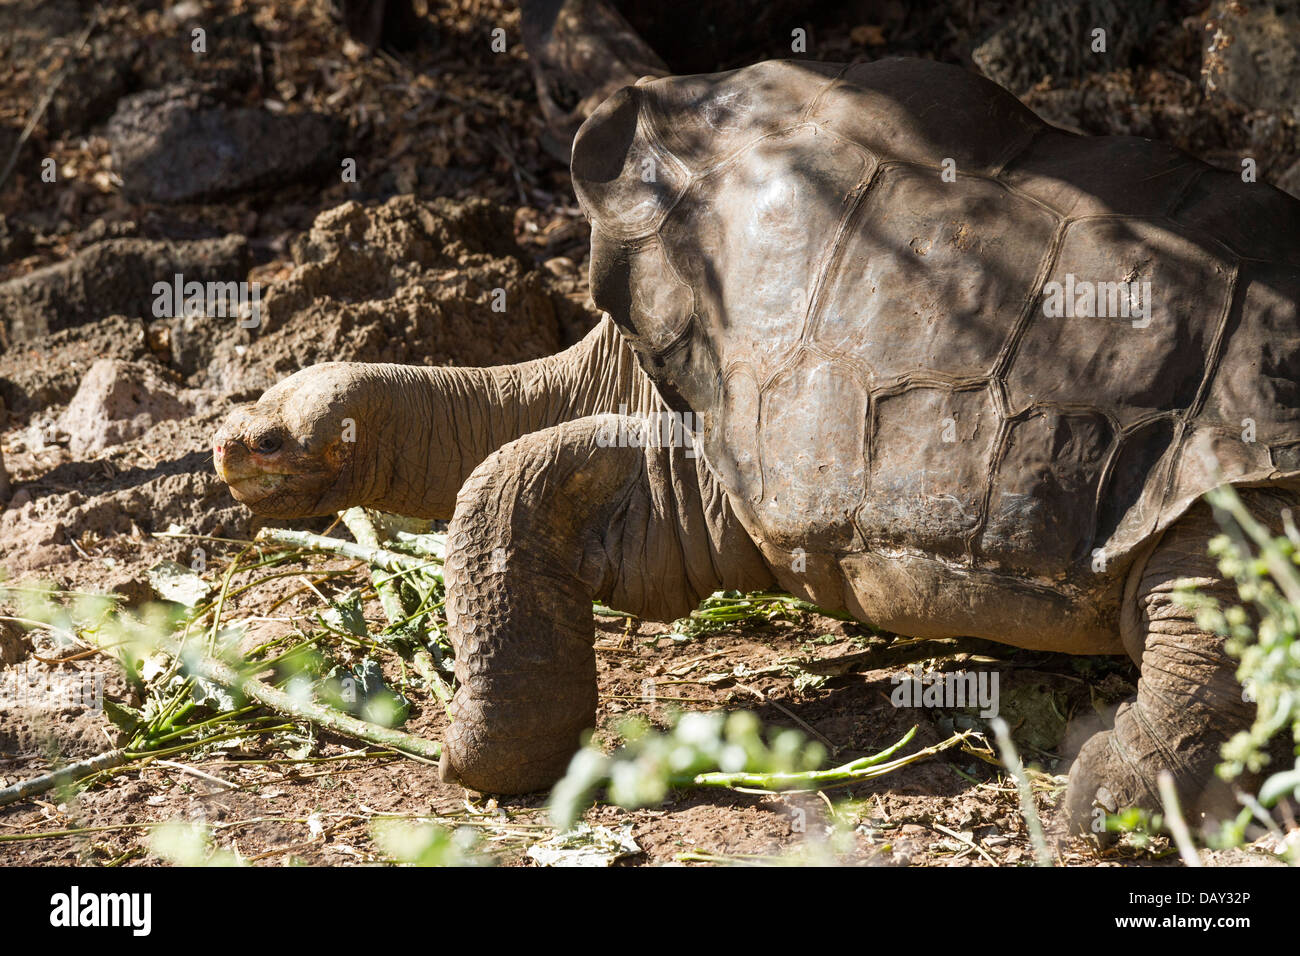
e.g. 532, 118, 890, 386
102, 698, 143, 736
1258, 767, 1300, 806
318, 589, 369, 637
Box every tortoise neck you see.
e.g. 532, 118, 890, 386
366, 316, 659, 518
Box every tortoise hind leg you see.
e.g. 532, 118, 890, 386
1063, 491, 1291, 835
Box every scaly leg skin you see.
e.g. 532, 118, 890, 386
1064, 490, 1294, 836
438, 413, 770, 793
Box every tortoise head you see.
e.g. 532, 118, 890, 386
213, 363, 366, 518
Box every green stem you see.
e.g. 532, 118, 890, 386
688, 726, 962, 792
341, 508, 410, 627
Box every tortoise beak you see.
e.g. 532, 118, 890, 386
213, 416, 254, 483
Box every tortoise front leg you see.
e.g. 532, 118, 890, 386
438, 414, 770, 794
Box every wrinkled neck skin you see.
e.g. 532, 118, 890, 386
357, 316, 659, 518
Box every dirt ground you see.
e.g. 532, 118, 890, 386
1, 0, 1296, 866
0, 557, 1186, 868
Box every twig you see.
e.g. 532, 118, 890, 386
1157, 770, 1203, 868
932, 822, 999, 865
256, 527, 428, 576
153, 759, 238, 792
990, 718, 1053, 867
340, 508, 408, 626
734, 681, 838, 756
689, 727, 968, 793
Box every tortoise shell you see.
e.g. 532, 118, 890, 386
571, 58, 1300, 592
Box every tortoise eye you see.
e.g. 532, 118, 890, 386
254, 435, 283, 454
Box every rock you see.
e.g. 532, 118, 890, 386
1204, 2, 1300, 115
0, 214, 33, 265
107, 83, 344, 203
66, 217, 141, 253
103, 572, 155, 608
973, 0, 1171, 95
0, 235, 249, 343
57, 359, 195, 455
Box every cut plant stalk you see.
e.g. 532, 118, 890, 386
0, 633, 443, 807
0, 750, 128, 807
256, 527, 434, 578
341, 507, 411, 627
338, 507, 449, 704
689, 726, 969, 792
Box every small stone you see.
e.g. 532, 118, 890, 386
57, 359, 195, 455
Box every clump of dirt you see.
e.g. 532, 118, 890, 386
200, 194, 597, 392
0, 315, 152, 419
0, 403, 250, 567
0, 618, 29, 665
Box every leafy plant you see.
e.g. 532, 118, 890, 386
1173, 484, 1300, 862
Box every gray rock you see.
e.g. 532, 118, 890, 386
0, 234, 249, 343
107, 83, 344, 203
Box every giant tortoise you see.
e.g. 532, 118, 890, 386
213, 58, 1300, 830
